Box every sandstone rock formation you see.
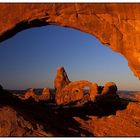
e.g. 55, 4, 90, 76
21, 88, 36, 100
54, 67, 120, 106
0, 4, 140, 79
54, 67, 70, 92
38, 88, 51, 101
54, 67, 99, 105
21, 88, 51, 102
74, 102, 140, 136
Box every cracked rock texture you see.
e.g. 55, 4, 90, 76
0, 4, 140, 78
0, 106, 51, 136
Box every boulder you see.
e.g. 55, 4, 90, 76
102, 82, 117, 94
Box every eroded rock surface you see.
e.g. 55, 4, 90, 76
0, 4, 140, 79
54, 67, 119, 106
54, 67, 99, 105
38, 88, 51, 101
21, 88, 36, 100
21, 88, 51, 102
0, 106, 52, 136
74, 102, 140, 136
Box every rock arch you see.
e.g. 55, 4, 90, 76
55, 80, 98, 105
0, 3, 140, 79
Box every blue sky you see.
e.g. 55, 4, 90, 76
0, 25, 140, 90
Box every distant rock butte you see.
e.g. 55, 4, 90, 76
0, 4, 140, 79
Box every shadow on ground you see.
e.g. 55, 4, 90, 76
0, 89, 135, 137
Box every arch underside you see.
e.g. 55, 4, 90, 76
0, 3, 140, 79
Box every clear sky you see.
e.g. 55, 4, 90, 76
0, 25, 140, 91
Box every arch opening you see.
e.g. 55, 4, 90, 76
0, 25, 140, 91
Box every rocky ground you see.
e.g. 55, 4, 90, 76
0, 88, 140, 137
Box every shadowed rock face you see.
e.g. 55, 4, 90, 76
0, 4, 140, 79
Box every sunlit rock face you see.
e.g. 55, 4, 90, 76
21, 88, 51, 102
54, 67, 99, 105
0, 4, 140, 79
21, 88, 36, 100
55, 80, 99, 105
54, 67, 70, 92
38, 88, 51, 101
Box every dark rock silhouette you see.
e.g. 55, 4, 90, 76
0, 85, 3, 90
